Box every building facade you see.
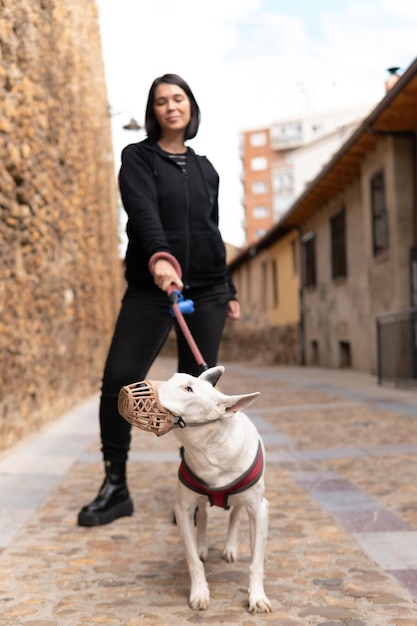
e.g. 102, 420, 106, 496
230, 60, 417, 383
299, 133, 415, 371
223, 228, 300, 365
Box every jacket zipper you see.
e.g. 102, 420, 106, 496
183, 168, 190, 289
154, 148, 206, 290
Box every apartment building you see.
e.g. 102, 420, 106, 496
240, 106, 372, 245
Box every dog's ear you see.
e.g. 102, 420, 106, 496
198, 366, 225, 387
217, 391, 260, 415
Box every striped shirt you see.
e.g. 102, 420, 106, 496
167, 152, 187, 175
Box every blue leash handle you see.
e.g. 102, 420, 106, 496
167, 288, 208, 371
168, 290, 195, 316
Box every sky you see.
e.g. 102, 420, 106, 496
95, 0, 417, 247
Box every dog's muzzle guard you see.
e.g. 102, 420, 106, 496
118, 380, 185, 436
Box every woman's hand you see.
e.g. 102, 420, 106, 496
227, 299, 240, 320
153, 259, 184, 292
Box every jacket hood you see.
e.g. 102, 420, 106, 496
134, 137, 198, 158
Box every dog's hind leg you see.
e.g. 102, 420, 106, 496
223, 505, 243, 562
246, 497, 271, 614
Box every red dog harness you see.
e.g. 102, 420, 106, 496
178, 441, 264, 510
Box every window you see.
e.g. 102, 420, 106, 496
311, 340, 319, 365
312, 122, 324, 133
250, 132, 267, 147
251, 156, 267, 171
253, 205, 268, 219
285, 151, 294, 165
370, 170, 389, 256
272, 170, 294, 194
252, 180, 268, 194
271, 121, 303, 146
339, 341, 352, 368
302, 232, 316, 288
273, 195, 293, 218
255, 228, 266, 239
330, 208, 347, 279
271, 259, 278, 307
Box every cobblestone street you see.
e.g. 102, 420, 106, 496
1, 356, 417, 625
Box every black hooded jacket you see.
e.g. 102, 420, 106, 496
118, 139, 236, 297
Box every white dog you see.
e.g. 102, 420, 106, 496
147, 366, 271, 614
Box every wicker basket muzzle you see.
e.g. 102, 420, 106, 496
118, 380, 173, 436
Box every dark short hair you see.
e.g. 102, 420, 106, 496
145, 74, 201, 141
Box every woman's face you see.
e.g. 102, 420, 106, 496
153, 83, 191, 137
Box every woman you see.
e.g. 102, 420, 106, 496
78, 74, 240, 526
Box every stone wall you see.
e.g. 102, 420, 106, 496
0, 0, 122, 450
219, 321, 301, 366
162, 322, 301, 367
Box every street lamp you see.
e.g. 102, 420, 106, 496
123, 117, 142, 131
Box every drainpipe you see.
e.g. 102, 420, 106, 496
409, 135, 417, 309
296, 226, 306, 365
299, 283, 306, 366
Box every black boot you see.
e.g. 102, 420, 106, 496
77, 461, 134, 527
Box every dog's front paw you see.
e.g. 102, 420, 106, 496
189, 583, 210, 611
222, 545, 237, 562
248, 592, 272, 614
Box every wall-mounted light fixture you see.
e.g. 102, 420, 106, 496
123, 118, 142, 131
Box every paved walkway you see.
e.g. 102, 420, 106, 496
1, 357, 417, 625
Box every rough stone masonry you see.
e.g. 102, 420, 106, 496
0, 0, 122, 450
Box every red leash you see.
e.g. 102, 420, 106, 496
168, 286, 208, 371
148, 252, 208, 372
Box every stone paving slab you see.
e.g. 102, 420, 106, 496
1, 357, 417, 625
0, 396, 99, 551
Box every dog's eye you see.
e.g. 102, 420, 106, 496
184, 385, 193, 393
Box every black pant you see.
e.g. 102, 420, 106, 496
99, 282, 230, 462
